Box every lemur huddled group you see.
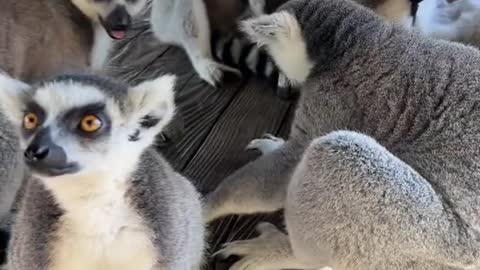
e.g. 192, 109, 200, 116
0, 0, 479, 269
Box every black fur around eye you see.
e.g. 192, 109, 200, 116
62, 103, 110, 139
93, 0, 112, 3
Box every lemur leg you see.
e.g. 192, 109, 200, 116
203, 138, 305, 223
215, 222, 315, 270
218, 131, 475, 270
179, 0, 240, 87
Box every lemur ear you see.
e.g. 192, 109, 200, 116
240, 11, 294, 46
127, 74, 176, 131
0, 72, 31, 124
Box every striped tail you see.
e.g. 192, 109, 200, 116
211, 32, 299, 100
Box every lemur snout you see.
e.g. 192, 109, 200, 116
24, 144, 49, 162
24, 128, 78, 177
100, 5, 132, 40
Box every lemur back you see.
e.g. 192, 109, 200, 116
204, 0, 480, 269
211, 0, 418, 99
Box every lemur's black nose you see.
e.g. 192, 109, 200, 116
24, 144, 49, 162
107, 5, 131, 30
23, 128, 75, 177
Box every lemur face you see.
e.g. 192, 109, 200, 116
71, 0, 149, 39
0, 73, 176, 181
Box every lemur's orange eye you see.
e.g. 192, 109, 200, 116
80, 115, 102, 133
23, 113, 39, 130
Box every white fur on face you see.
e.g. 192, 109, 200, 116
34, 82, 106, 118
241, 12, 313, 85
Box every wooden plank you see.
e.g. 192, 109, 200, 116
183, 78, 291, 191
278, 100, 297, 138
178, 78, 292, 269
108, 28, 253, 173
160, 76, 246, 172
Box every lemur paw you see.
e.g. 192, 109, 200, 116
276, 73, 300, 100
194, 59, 241, 88
246, 134, 285, 155
214, 223, 292, 270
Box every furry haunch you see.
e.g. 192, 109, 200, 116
204, 0, 480, 269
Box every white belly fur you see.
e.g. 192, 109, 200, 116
47, 179, 157, 270
51, 224, 157, 270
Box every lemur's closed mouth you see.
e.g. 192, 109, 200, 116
26, 162, 79, 177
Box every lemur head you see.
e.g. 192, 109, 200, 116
71, 0, 149, 40
0, 73, 175, 181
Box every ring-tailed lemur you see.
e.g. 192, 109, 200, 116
0, 0, 150, 262
0, 73, 204, 270
415, 0, 480, 48
203, 0, 480, 269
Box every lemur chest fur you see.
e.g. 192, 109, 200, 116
48, 176, 157, 270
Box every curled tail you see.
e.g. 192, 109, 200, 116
211, 32, 299, 100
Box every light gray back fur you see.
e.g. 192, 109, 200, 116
204, 0, 480, 269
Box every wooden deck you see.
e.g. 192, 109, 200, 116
108, 24, 296, 269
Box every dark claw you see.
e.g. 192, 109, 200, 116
213, 255, 241, 270
0, 229, 10, 264
275, 85, 299, 100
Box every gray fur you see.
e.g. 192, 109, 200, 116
0, 72, 31, 227
204, 0, 480, 269
0, 74, 204, 270
0, 117, 23, 223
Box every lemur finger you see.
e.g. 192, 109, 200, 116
256, 222, 280, 235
